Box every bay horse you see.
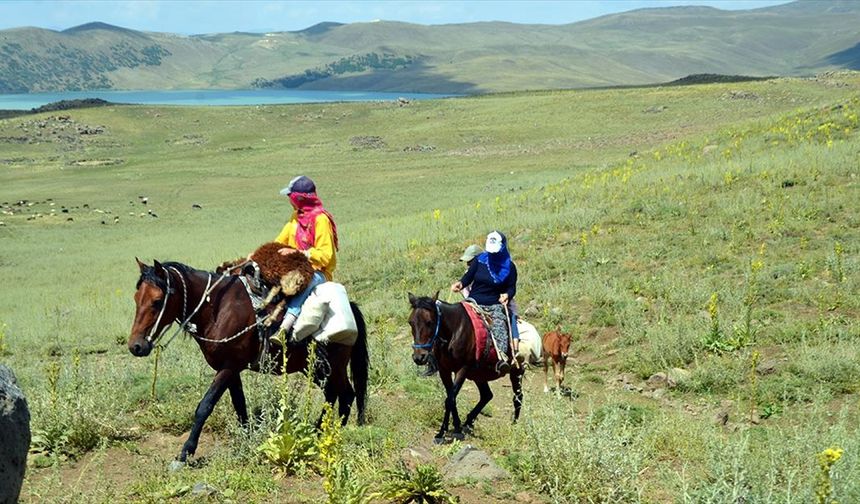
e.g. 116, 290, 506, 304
128, 259, 368, 464
408, 293, 523, 444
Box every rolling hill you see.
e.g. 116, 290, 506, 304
1, 0, 859, 93
2, 72, 860, 502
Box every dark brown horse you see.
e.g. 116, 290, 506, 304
128, 259, 368, 464
408, 293, 523, 444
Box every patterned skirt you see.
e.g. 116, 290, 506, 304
479, 304, 510, 357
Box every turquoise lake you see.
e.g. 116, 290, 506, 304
0, 89, 453, 110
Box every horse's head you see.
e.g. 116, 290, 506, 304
407, 291, 440, 366
128, 258, 180, 357
558, 333, 571, 360
547, 328, 572, 360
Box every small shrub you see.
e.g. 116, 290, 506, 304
590, 402, 653, 429
507, 401, 645, 503
258, 347, 321, 474
0, 322, 10, 356
325, 460, 372, 504
684, 355, 742, 394
815, 447, 844, 504
375, 463, 458, 504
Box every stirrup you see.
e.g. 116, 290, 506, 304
269, 329, 287, 349
495, 360, 511, 374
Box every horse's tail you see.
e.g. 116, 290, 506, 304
349, 302, 369, 425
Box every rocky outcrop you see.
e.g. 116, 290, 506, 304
0, 365, 30, 504
443, 444, 508, 482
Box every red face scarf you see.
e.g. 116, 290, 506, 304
288, 192, 339, 251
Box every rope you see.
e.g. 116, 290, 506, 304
191, 321, 260, 344
504, 303, 520, 369
145, 271, 172, 343
151, 261, 259, 348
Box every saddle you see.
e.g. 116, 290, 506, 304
461, 302, 498, 365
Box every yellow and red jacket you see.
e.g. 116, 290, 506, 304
275, 212, 337, 280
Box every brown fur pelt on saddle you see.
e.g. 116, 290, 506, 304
250, 242, 314, 296
218, 242, 314, 327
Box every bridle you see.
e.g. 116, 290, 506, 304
412, 300, 443, 350
144, 265, 214, 346
143, 263, 257, 348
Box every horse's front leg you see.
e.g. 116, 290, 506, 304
435, 370, 455, 444
556, 359, 566, 393
228, 371, 248, 427
448, 367, 469, 440
178, 368, 235, 463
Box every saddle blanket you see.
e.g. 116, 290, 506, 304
462, 302, 498, 364
293, 282, 358, 346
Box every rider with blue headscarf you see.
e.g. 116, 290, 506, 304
451, 230, 519, 373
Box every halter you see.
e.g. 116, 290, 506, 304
144, 270, 174, 344
144, 264, 252, 347
412, 300, 442, 350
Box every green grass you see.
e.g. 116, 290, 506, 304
2, 74, 860, 502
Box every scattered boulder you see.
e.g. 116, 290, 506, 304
76, 125, 105, 135
646, 372, 669, 390
349, 135, 386, 150
714, 409, 729, 426
191, 482, 217, 497
168, 134, 206, 146
646, 368, 690, 391
755, 358, 779, 375
0, 365, 30, 504
401, 446, 431, 472
69, 159, 124, 167
402, 144, 436, 152
722, 90, 760, 100
443, 445, 508, 482
667, 367, 691, 387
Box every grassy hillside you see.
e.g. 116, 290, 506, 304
2, 0, 860, 94
1, 73, 859, 502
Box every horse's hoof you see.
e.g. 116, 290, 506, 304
451, 432, 465, 441
168, 460, 186, 472
462, 424, 474, 435
433, 436, 446, 445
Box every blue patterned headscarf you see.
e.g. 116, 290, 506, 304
477, 231, 512, 284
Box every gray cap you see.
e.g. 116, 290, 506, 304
279, 175, 316, 196
459, 244, 483, 262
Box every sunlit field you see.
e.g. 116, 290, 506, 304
1, 73, 859, 502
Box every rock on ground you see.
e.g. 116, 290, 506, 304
443, 444, 508, 482
0, 365, 31, 504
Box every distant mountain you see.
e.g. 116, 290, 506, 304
1, 0, 859, 94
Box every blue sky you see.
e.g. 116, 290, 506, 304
0, 0, 791, 33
